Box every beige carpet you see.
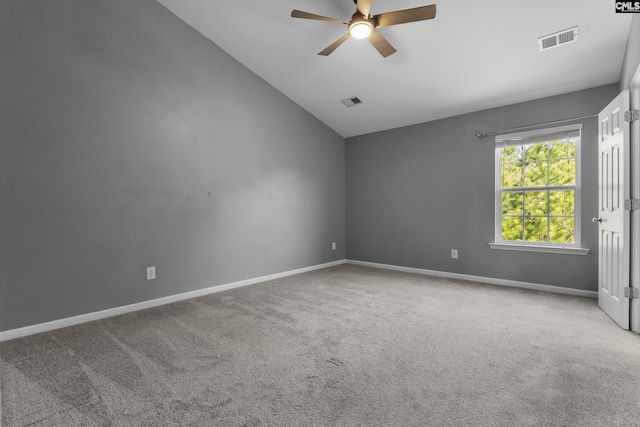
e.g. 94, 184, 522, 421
1, 264, 639, 426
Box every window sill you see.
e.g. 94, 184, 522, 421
488, 242, 590, 255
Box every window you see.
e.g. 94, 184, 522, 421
491, 124, 587, 254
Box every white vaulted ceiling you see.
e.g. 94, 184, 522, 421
156, 0, 633, 138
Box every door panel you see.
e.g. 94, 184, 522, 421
598, 91, 630, 330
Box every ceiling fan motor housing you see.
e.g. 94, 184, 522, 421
349, 13, 374, 38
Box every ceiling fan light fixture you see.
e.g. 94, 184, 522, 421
349, 21, 373, 39
291, 2, 437, 57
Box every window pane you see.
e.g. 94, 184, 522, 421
524, 217, 548, 242
524, 191, 548, 216
501, 145, 524, 164
496, 128, 579, 246
549, 140, 576, 159
502, 163, 523, 188
525, 142, 548, 161
549, 159, 575, 186
549, 190, 574, 216
502, 216, 523, 241
549, 217, 575, 244
502, 192, 523, 215
524, 161, 548, 187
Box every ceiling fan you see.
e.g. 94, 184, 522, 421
291, 0, 437, 58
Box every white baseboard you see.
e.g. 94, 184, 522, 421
346, 259, 598, 299
0, 260, 346, 343
0, 258, 597, 342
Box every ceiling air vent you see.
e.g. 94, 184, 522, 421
538, 27, 578, 52
341, 96, 363, 107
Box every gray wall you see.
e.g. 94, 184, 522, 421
346, 85, 619, 292
621, 14, 640, 90
0, 0, 345, 331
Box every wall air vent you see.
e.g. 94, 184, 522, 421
538, 27, 578, 52
341, 96, 363, 107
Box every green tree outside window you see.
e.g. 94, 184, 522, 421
498, 138, 577, 244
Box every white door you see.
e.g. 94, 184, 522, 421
597, 91, 630, 330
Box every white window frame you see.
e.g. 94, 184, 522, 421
489, 123, 589, 255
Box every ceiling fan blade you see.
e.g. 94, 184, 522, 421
367, 30, 397, 57
356, 0, 373, 17
291, 10, 348, 25
374, 4, 436, 28
318, 33, 351, 56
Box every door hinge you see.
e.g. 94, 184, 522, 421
625, 110, 639, 122
624, 287, 639, 299
624, 199, 640, 211
624, 110, 640, 122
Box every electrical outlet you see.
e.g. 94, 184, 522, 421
451, 249, 458, 259
332, 242, 336, 250
146, 266, 156, 280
